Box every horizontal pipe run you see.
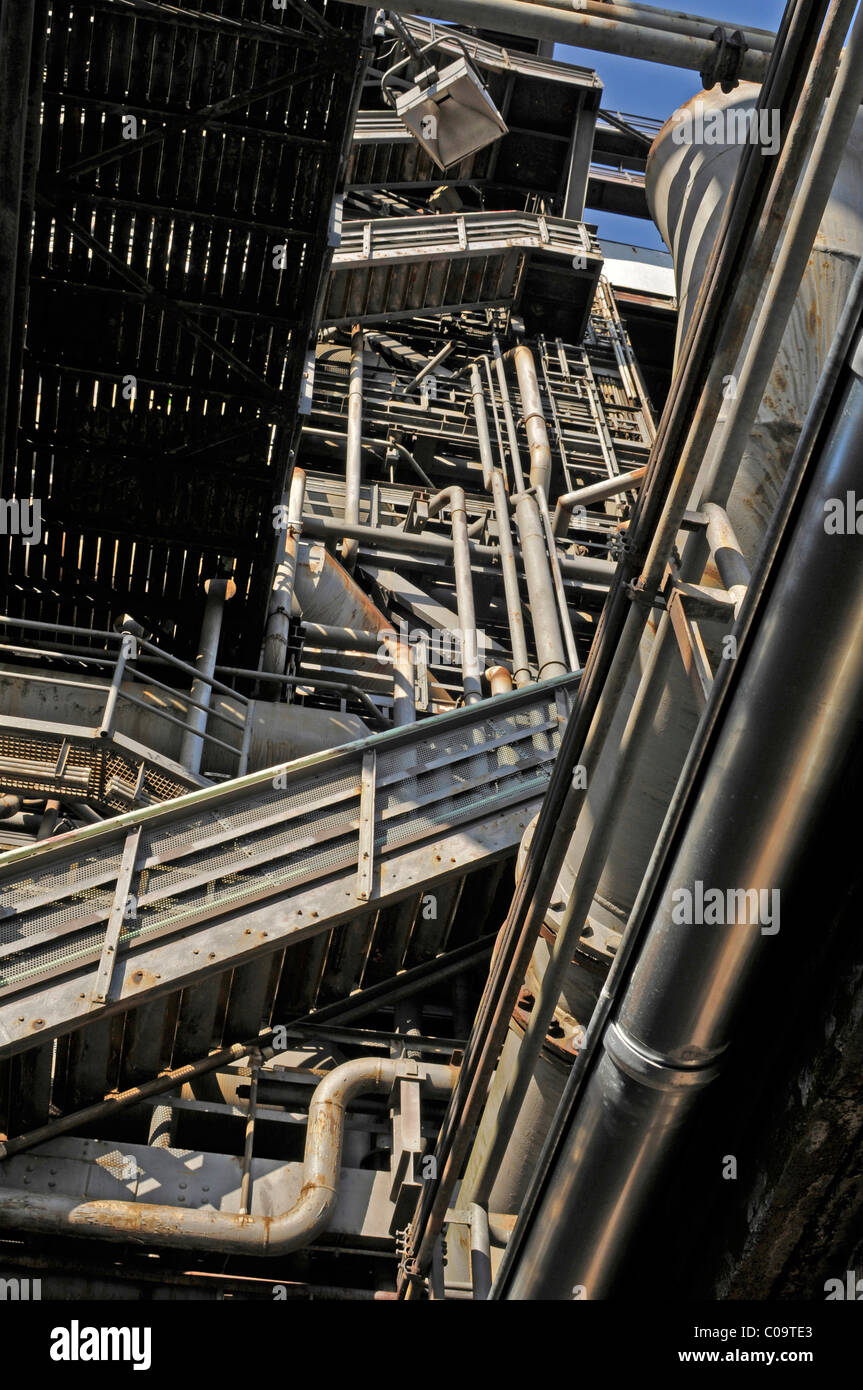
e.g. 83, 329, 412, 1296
0, 1059, 457, 1255
343, 0, 771, 77
552, 467, 648, 537
300, 514, 616, 584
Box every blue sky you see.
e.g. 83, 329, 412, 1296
555, 0, 787, 248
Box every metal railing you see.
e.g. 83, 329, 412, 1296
0, 615, 253, 779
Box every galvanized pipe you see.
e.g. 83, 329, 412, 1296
553, 467, 647, 538
343, 324, 364, 573
513, 345, 552, 493
0, 1058, 457, 1255
343, 0, 772, 77
263, 467, 306, 676
179, 578, 234, 775
428, 487, 483, 704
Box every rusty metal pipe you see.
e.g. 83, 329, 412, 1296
343, 0, 772, 78
513, 345, 552, 493
0, 1058, 457, 1255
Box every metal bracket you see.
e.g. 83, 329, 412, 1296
91, 825, 142, 1007
701, 27, 746, 93
356, 749, 377, 900
667, 589, 713, 712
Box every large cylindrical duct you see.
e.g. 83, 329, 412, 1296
649, 82, 863, 564
473, 84, 863, 1216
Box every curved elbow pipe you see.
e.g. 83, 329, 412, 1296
513, 345, 552, 493
0, 1058, 457, 1256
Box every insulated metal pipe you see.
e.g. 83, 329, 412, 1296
263, 467, 306, 676
343, 324, 364, 573
515, 492, 568, 680
179, 578, 234, 775
553, 468, 647, 538
502, 339, 863, 1301
0, 1058, 457, 1255
343, 0, 772, 77
428, 487, 483, 704
513, 345, 552, 493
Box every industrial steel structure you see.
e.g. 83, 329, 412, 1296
0, 0, 862, 1305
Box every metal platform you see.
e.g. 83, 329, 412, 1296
326, 211, 602, 336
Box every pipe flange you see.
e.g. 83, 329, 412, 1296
513, 987, 585, 1061
700, 27, 746, 94
604, 1021, 721, 1092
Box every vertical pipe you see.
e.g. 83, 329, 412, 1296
469, 1203, 492, 1300
343, 324, 364, 573
264, 467, 306, 675
515, 493, 567, 679
179, 578, 234, 776
428, 487, 483, 704
486, 665, 514, 697
470, 363, 494, 492
391, 637, 416, 726
492, 473, 532, 687
36, 798, 60, 840
493, 338, 526, 494
534, 486, 580, 672
98, 637, 131, 738
514, 345, 552, 493
239, 1059, 260, 1217
471, 360, 531, 687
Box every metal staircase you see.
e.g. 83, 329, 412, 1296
0, 675, 576, 1141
